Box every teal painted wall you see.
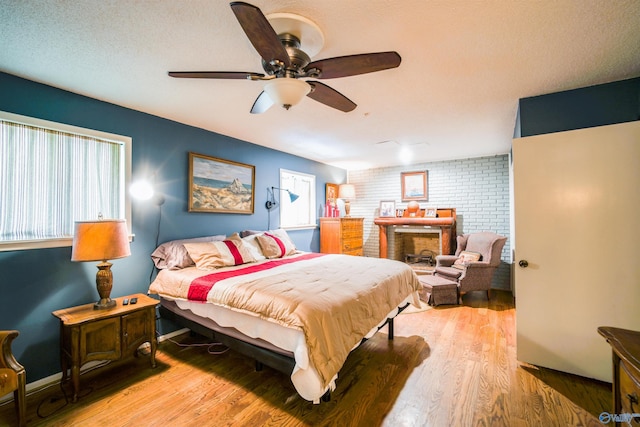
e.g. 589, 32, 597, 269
0, 72, 346, 383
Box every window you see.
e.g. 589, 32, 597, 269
279, 169, 316, 229
0, 111, 131, 251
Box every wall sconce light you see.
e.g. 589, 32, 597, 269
130, 178, 166, 282
71, 218, 131, 309
265, 186, 299, 210
130, 179, 165, 207
266, 186, 299, 230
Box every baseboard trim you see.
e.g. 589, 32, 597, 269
0, 328, 190, 405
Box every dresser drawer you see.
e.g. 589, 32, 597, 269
619, 360, 640, 415
342, 236, 361, 247
341, 229, 362, 240
320, 217, 364, 256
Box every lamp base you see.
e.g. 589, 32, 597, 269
94, 298, 117, 310
94, 261, 117, 310
344, 200, 352, 217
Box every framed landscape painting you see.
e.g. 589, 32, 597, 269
401, 170, 428, 201
188, 152, 255, 214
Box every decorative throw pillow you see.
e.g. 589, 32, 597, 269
241, 234, 266, 261
151, 235, 226, 270
184, 233, 256, 269
452, 250, 482, 270
256, 230, 296, 259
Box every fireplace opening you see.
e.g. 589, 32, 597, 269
405, 250, 436, 266
389, 227, 442, 274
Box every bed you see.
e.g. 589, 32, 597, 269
148, 230, 422, 403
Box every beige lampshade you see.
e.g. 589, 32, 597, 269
71, 219, 131, 262
338, 184, 356, 200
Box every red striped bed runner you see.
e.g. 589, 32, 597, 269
187, 252, 325, 301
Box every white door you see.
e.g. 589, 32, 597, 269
513, 120, 640, 382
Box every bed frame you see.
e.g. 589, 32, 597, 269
158, 298, 409, 401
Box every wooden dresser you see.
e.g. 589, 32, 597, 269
320, 217, 364, 256
598, 326, 640, 424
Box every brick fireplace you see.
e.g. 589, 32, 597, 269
374, 208, 457, 273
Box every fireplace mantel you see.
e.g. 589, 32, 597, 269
374, 208, 457, 258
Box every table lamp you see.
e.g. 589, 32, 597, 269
339, 184, 356, 217
71, 219, 131, 309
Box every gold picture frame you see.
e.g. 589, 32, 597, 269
188, 152, 255, 214
325, 183, 339, 205
401, 170, 428, 201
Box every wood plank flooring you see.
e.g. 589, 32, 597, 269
0, 290, 611, 426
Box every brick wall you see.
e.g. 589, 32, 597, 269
346, 154, 512, 290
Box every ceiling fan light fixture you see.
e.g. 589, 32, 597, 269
264, 78, 310, 110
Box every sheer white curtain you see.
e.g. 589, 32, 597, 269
0, 120, 123, 242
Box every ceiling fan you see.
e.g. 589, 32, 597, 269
168, 1, 401, 114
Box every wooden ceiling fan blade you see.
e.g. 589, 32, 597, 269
305, 51, 401, 79
168, 71, 264, 79
230, 2, 291, 68
250, 91, 274, 114
306, 81, 356, 112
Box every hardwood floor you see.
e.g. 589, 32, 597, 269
0, 290, 611, 426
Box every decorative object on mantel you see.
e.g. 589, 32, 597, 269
425, 207, 437, 218
374, 208, 457, 258
71, 217, 131, 309
406, 201, 421, 217
338, 184, 356, 217
379, 200, 396, 218
401, 170, 428, 201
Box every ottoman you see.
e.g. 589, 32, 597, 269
419, 275, 459, 306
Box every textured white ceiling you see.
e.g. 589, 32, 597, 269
1, 0, 639, 170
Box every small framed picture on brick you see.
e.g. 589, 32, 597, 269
379, 200, 396, 217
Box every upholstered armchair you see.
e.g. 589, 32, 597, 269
434, 232, 507, 302
0, 330, 26, 427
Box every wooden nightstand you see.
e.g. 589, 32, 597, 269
320, 217, 364, 256
52, 293, 158, 402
